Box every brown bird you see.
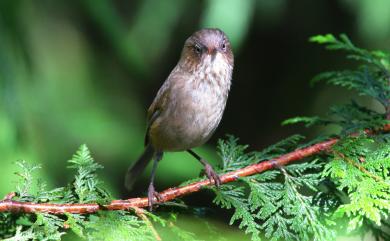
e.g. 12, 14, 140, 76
125, 28, 234, 209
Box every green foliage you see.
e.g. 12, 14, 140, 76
214, 139, 334, 241
14, 161, 42, 202
1, 34, 389, 241
67, 144, 110, 204
210, 34, 390, 241
0, 145, 196, 240
323, 136, 390, 231
282, 116, 326, 127
310, 34, 390, 109
285, 34, 390, 134
84, 211, 156, 241
284, 101, 388, 134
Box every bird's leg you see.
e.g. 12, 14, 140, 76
187, 149, 221, 187
148, 151, 163, 211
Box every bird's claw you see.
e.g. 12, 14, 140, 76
147, 183, 162, 211
204, 163, 221, 187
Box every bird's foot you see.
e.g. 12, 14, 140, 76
147, 183, 162, 211
204, 162, 221, 187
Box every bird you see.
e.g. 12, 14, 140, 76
125, 28, 234, 209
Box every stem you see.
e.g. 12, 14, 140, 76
332, 151, 383, 182
133, 207, 161, 241
0, 124, 389, 214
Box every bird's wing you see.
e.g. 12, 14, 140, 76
144, 109, 160, 146
144, 79, 171, 146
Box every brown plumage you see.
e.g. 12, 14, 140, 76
125, 28, 234, 209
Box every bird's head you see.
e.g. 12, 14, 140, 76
179, 28, 234, 73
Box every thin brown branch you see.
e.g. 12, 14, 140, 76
0, 124, 389, 214
3, 192, 16, 201
332, 151, 383, 182
133, 207, 162, 241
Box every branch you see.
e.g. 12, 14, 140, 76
0, 124, 389, 214
133, 207, 162, 241
332, 151, 384, 182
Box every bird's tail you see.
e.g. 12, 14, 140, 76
125, 144, 155, 191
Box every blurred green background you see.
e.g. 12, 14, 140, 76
1, 0, 390, 239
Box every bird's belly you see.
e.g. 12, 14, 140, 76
150, 92, 225, 151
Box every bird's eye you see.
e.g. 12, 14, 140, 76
221, 42, 226, 51
194, 44, 202, 54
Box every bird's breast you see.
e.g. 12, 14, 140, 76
150, 54, 232, 151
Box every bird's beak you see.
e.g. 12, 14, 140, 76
207, 47, 217, 62
207, 47, 216, 55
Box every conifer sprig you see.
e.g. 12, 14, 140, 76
0, 34, 389, 240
